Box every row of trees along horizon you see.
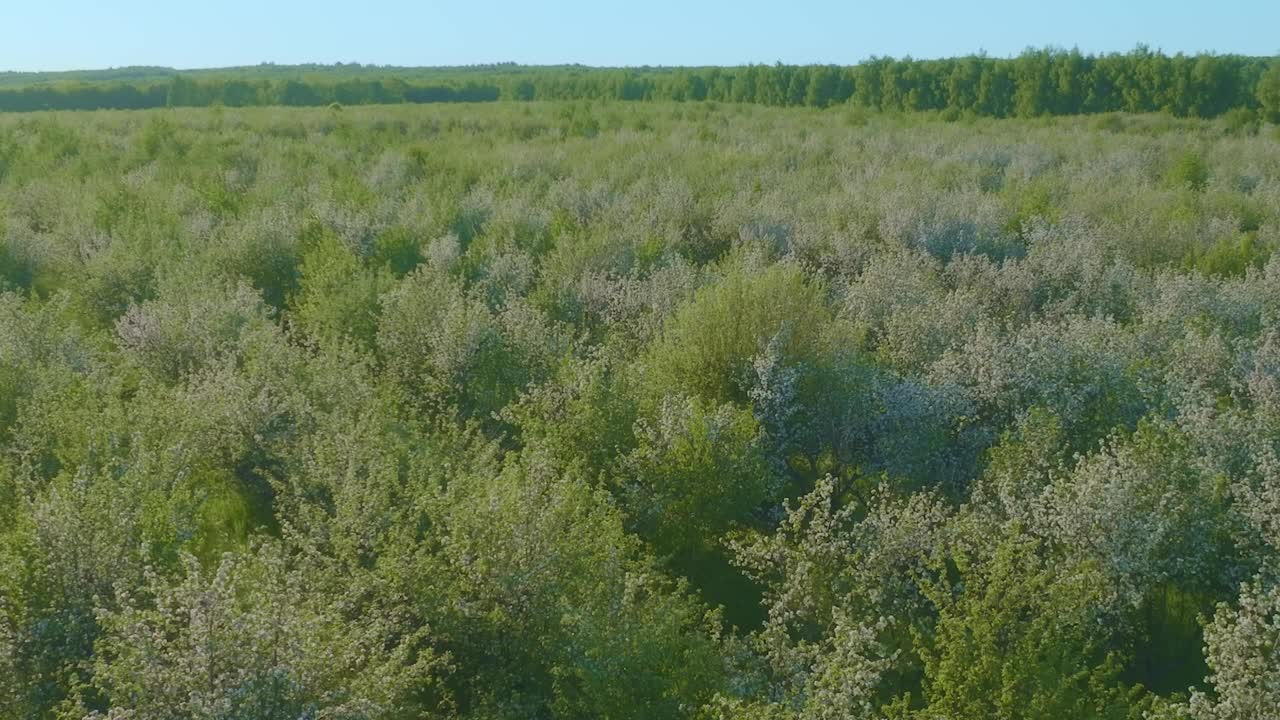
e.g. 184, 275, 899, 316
2, 48, 1280, 120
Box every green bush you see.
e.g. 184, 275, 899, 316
1221, 107, 1260, 136
377, 264, 529, 420
644, 258, 830, 405
291, 233, 394, 347
1166, 151, 1210, 191
917, 530, 1141, 720
620, 396, 770, 555
1183, 232, 1271, 277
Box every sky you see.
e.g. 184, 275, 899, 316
2, 0, 1278, 72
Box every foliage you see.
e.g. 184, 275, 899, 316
620, 395, 771, 556
0, 51, 1276, 121
0, 99, 1277, 718
89, 546, 450, 719
1167, 152, 1211, 192
1184, 577, 1280, 720
914, 530, 1138, 720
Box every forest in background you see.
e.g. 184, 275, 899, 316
2, 100, 1280, 718
2, 47, 1280, 121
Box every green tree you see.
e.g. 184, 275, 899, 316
805, 65, 840, 108
1258, 62, 1280, 123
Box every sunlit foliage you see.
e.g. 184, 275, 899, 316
0, 99, 1278, 718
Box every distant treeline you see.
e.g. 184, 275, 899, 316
2, 48, 1279, 119
0, 78, 501, 112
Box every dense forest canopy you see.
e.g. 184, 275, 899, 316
2, 94, 1280, 717
1, 48, 1280, 120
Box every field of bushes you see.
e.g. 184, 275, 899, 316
2, 101, 1280, 718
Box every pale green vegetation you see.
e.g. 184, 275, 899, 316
0, 101, 1279, 718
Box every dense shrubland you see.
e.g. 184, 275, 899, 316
1, 101, 1280, 718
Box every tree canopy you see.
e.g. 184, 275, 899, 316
0, 49, 1276, 119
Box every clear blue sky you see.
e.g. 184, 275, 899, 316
3, 0, 1278, 72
